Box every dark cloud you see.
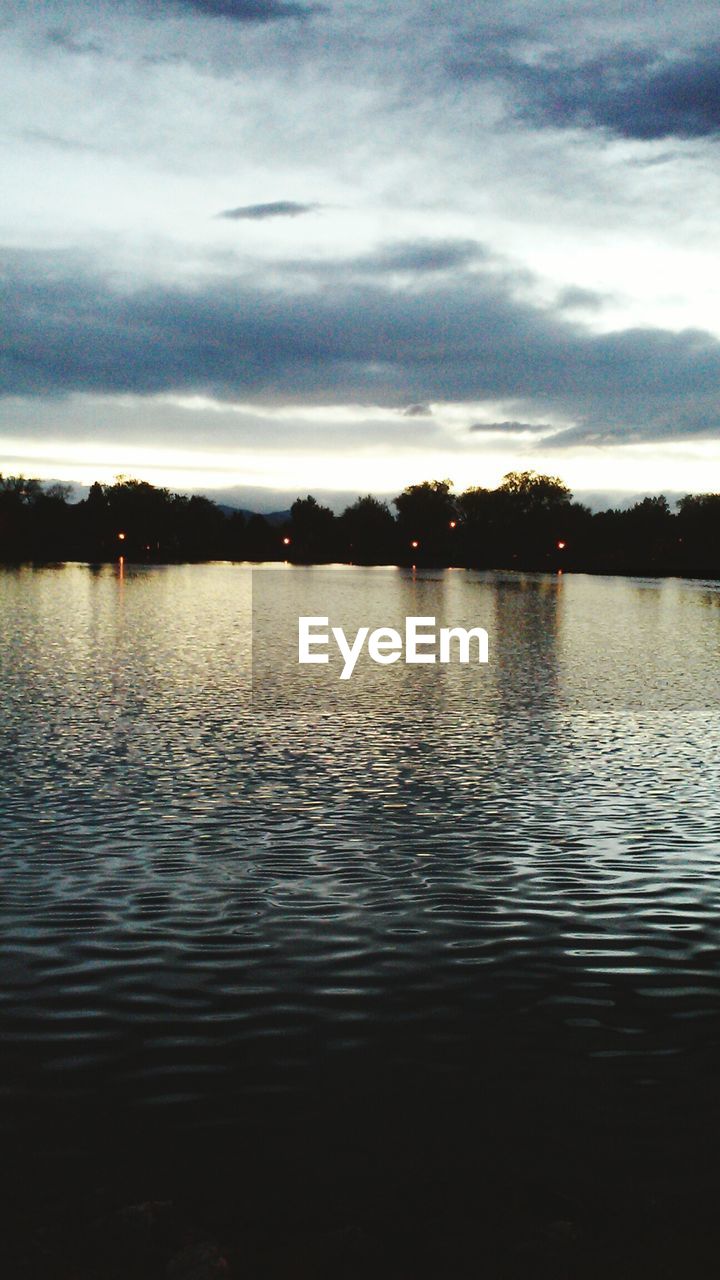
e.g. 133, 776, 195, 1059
526, 47, 720, 140
218, 201, 320, 220
556, 286, 607, 312
354, 240, 487, 274
3, 247, 720, 446
454, 41, 720, 141
163, 0, 319, 22
403, 404, 432, 417
278, 240, 493, 281
468, 420, 554, 435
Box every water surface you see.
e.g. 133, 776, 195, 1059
2, 564, 720, 1275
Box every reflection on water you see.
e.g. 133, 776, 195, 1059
2, 564, 720, 1270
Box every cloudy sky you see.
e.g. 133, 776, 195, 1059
2, 0, 720, 507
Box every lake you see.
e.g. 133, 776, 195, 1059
2, 563, 720, 1277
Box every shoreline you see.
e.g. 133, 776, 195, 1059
2, 556, 720, 584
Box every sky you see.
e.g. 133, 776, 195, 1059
2, 0, 720, 509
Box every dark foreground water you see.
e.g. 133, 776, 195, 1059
2, 563, 720, 1278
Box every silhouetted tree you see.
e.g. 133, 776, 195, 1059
289, 495, 336, 561
339, 495, 397, 563
393, 479, 457, 560
456, 485, 498, 566
0, 474, 74, 559
225, 509, 247, 559
458, 471, 581, 569
244, 514, 276, 561
496, 470, 571, 512
677, 493, 720, 577
0, 475, 42, 504
3, 469, 720, 581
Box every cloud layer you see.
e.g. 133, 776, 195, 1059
161, 0, 319, 21
3, 0, 720, 491
3, 244, 720, 447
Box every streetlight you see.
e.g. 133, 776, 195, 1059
449, 520, 457, 529
411, 539, 419, 549
282, 536, 291, 546
117, 531, 126, 542
557, 540, 566, 550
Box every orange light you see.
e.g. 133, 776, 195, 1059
557, 540, 566, 550
449, 520, 457, 529
282, 536, 291, 546
117, 531, 126, 541
411, 540, 419, 549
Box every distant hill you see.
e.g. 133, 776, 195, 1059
217, 505, 291, 525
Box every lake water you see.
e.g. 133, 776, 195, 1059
2, 563, 720, 1277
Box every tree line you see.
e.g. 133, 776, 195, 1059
1, 471, 719, 579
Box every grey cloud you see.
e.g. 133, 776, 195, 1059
218, 201, 320, 220
3, 247, 720, 447
526, 47, 720, 141
556, 286, 607, 312
46, 28, 105, 56
355, 241, 488, 274
0, 393, 441, 455
575, 489, 687, 513
403, 404, 432, 417
280, 240, 493, 281
162, 1, 319, 22
468, 420, 554, 435
455, 40, 720, 141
